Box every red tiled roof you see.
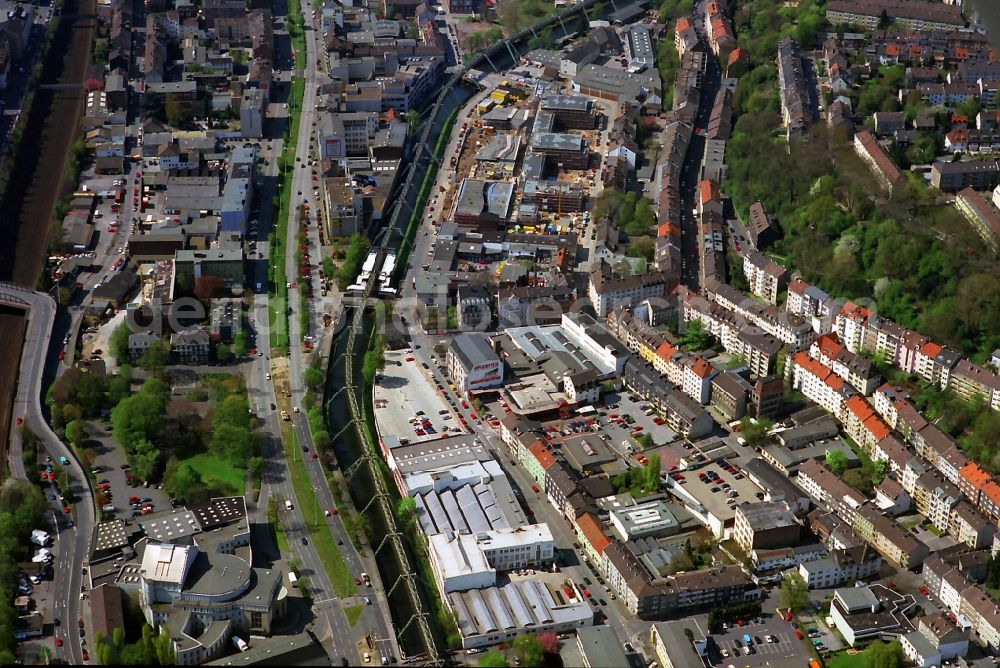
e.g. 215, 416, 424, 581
529, 440, 556, 470
788, 277, 809, 295
699, 179, 719, 205
814, 333, 843, 360
919, 342, 943, 358
826, 375, 845, 391
839, 301, 871, 320
691, 357, 713, 379
845, 395, 874, 422
675, 17, 690, 32
981, 480, 1000, 507
727, 48, 746, 66
960, 462, 991, 492
885, 43, 900, 56
793, 352, 833, 381
657, 223, 680, 238
655, 340, 677, 362
863, 414, 890, 442
576, 513, 611, 555
946, 128, 968, 144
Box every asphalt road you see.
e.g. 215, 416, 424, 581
3, 283, 93, 666
246, 0, 397, 661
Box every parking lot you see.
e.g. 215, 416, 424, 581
667, 452, 765, 523
374, 349, 463, 444
79, 422, 171, 519
601, 391, 679, 447
707, 615, 809, 668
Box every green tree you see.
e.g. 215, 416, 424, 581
478, 651, 509, 668
739, 417, 774, 448
362, 336, 386, 384
513, 636, 543, 667
303, 366, 323, 391
679, 319, 711, 351
867, 639, 903, 668
644, 453, 661, 491
165, 460, 206, 504
138, 339, 171, 374
404, 109, 422, 136
397, 497, 417, 528
825, 449, 848, 474
65, 420, 85, 447
109, 323, 131, 364
778, 571, 809, 612
233, 330, 247, 358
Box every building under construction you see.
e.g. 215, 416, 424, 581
521, 179, 586, 213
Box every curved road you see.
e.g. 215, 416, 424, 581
2, 282, 94, 666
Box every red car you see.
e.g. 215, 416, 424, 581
461, 401, 469, 409
82, 650, 89, 662
581, 587, 591, 598
311, 451, 318, 459
63, 506, 71, 514
330, 507, 338, 515
55, 637, 63, 647
530, 484, 539, 493
129, 496, 140, 503
78, 618, 84, 629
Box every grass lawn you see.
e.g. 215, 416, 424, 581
286, 0, 307, 70
827, 648, 868, 668
280, 423, 357, 598
344, 604, 364, 627
183, 453, 246, 492
269, 500, 290, 553
268, 75, 305, 356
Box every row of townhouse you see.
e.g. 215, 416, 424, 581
681, 288, 782, 379
794, 371, 998, 551
603, 541, 760, 620
835, 302, 1000, 411
797, 460, 930, 569
786, 276, 834, 322
810, 333, 881, 395
788, 352, 857, 417
606, 309, 718, 406
923, 554, 1000, 653
872, 384, 1000, 530
706, 280, 816, 351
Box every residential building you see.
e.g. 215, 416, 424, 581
742, 250, 787, 304
587, 259, 668, 317
854, 130, 903, 193
652, 620, 708, 668
777, 37, 811, 141
170, 329, 210, 365
798, 546, 882, 589
789, 352, 855, 418
931, 159, 1000, 192
797, 459, 867, 525
826, 0, 965, 31
853, 505, 930, 570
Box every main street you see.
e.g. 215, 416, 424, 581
3, 283, 93, 666
255, 0, 398, 660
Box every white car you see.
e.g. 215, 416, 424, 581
265, 373, 271, 380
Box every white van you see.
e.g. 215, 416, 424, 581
285, 500, 293, 510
